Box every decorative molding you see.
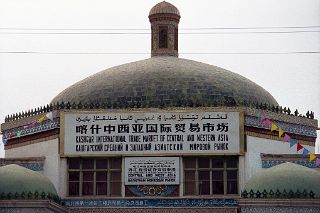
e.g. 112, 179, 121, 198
261, 160, 319, 169
0, 157, 45, 171
245, 115, 317, 138
261, 154, 320, 168
245, 130, 315, 146
126, 185, 178, 197
241, 189, 316, 199
2, 119, 60, 140
240, 207, 320, 213
4, 133, 59, 150
63, 198, 238, 208
68, 208, 238, 213
0, 200, 67, 213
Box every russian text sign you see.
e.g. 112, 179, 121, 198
62, 111, 242, 155
125, 157, 179, 185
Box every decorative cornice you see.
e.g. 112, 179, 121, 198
241, 189, 316, 199
63, 198, 238, 208
3, 101, 317, 123
0, 191, 61, 204
245, 115, 317, 137
261, 154, 320, 168
1, 106, 317, 147
2, 119, 59, 140
0, 157, 45, 171
4, 132, 59, 150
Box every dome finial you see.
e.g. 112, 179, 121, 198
149, 1, 180, 57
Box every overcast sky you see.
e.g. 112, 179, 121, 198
0, 0, 319, 157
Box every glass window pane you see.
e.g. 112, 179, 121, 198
96, 171, 107, 181
96, 182, 107, 195
69, 159, 80, 169
199, 181, 210, 195
227, 170, 237, 180
111, 171, 121, 181
83, 172, 94, 181
68, 182, 79, 196
184, 159, 196, 168
82, 182, 93, 195
83, 159, 94, 169
199, 171, 210, 181
227, 158, 237, 168
184, 171, 195, 181
184, 181, 196, 195
212, 159, 224, 168
69, 172, 79, 181
212, 181, 224, 194
198, 158, 210, 168
227, 181, 238, 194
96, 159, 108, 169
110, 158, 121, 169
212, 171, 223, 180
110, 182, 121, 196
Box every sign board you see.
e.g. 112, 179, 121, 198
61, 110, 243, 156
125, 157, 179, 185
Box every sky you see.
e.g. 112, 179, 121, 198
0, 0, 319, 157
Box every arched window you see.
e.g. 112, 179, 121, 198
159, 26, 168, 48
174, 28, 178, 51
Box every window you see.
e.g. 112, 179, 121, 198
183, 157, 238, 195
174, 28, 178, 51
68, 158, 122, 197
159, 26, 168, 48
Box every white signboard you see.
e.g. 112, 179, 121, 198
61, 111, 242, 155
125, 157, 179, 185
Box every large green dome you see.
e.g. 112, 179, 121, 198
244, 162, 320, 198
51, 57, 278, 107
0, 164, 58, 196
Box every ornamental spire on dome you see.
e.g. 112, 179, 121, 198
149, 1, 180, 57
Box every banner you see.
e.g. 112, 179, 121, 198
125, 157, 179, 185
61, 111, 243, 156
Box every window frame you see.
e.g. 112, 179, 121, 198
158, 26, 168, 48
67, 158, 122, 197
183, 156, 238, 196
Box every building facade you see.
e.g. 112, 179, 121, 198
1, 2, 319, 213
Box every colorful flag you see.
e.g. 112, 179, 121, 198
283, 134, 290, 142
289, 139, 297, 148
30, 121, 36, 127
37, 115, 46, 123
296, 143, 303, 152
278, 128, 284, 137
316, 158, 320, 167
302, 148, 310, 157
16, 131, 21, 137
46, 112, 53, 121
310, 153, 316, 161
260, 114, 266, 123
2, 138, 8, 145
271, 123, 278, 132
265, 119, 271, 128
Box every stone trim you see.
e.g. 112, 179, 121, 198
238, 198, 320, 207
0, 200, 67, 213
245, 107, 317, 127
0, 157, 45, 171
260, 153, 320, 168
4, 132, 59, 150
63, 198, 238, 208
2, 119, 60, 139
241, 189, 316, 199
68, 208, 237, 213
245, 115, 317, 137
245, 129, 315, 146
